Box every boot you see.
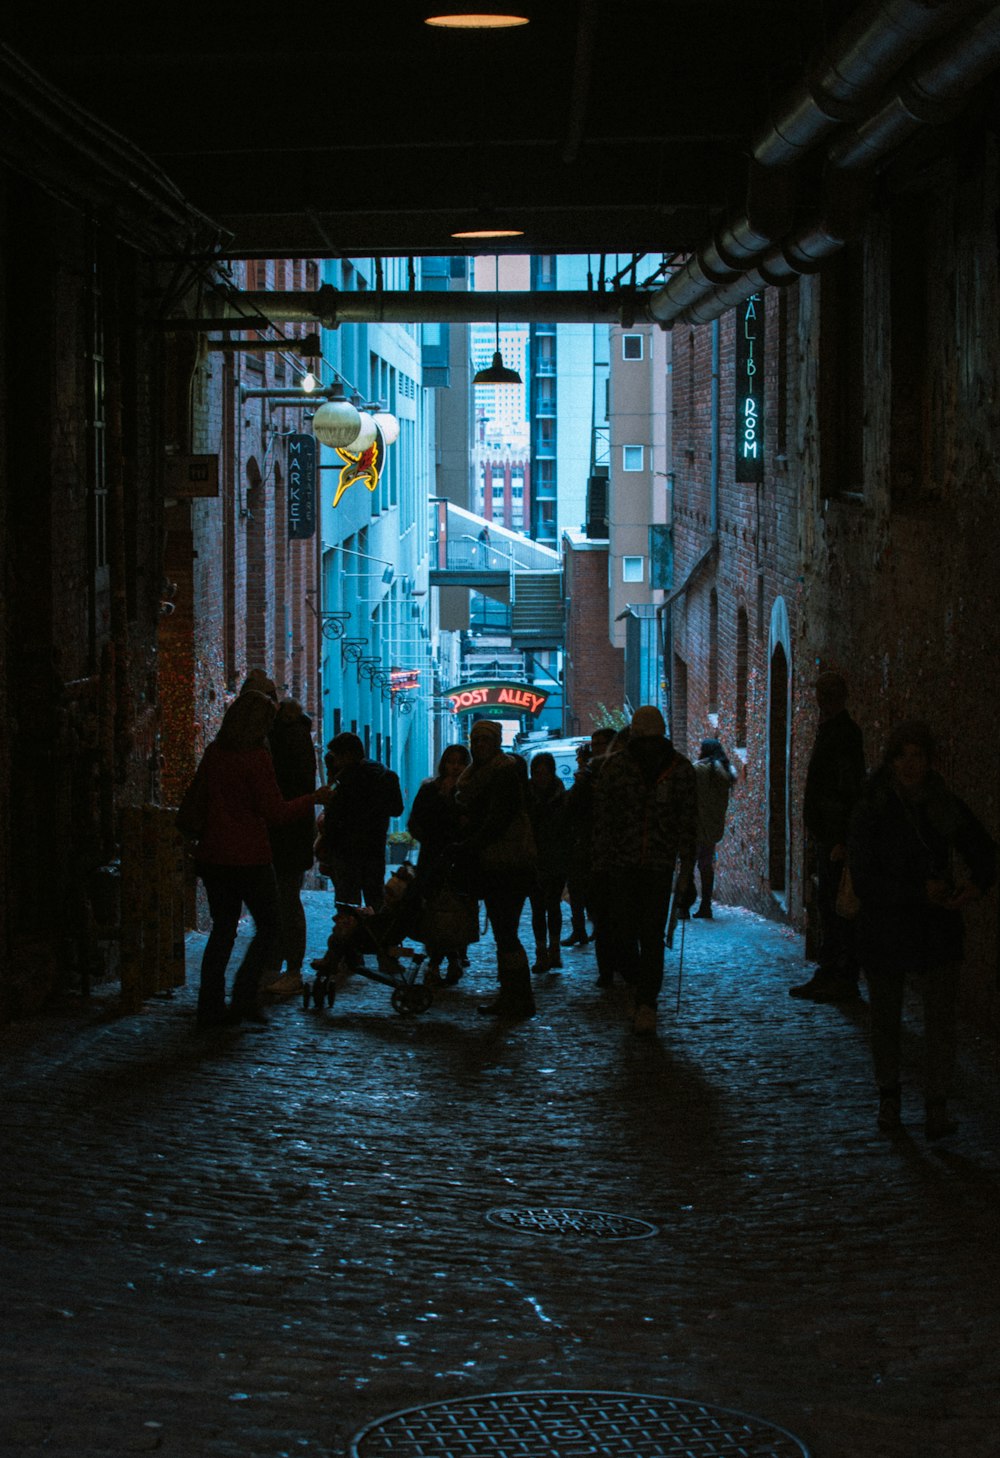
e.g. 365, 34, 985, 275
531, 945, 550, 974
693, 867, 714, 918
547, 939, 563, 970
479, 949, 535, 1020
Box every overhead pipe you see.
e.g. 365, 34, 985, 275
645, 0, 985, 325
671, 2, 1000, 328
169, 285, 640, 328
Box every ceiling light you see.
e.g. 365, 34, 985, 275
425, 5, 530, 29
451, 227, 524, 239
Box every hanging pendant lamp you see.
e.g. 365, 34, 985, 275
474, 260, 522, 385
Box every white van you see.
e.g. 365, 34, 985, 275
518, 736, 590, 789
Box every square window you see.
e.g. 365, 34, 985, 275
623, 444, 644, 471
622, 334, 643, 361
623, 556, 644, 583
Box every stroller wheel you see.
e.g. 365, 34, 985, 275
412, 985, 433, 1014
391, 987, 411, 1016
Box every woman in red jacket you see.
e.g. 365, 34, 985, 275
192, 690, 332, 1028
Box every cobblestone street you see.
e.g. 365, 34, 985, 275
2, 891, 999, 1458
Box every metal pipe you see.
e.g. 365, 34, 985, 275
645, 0, 983, 325
180, 285, 633, 328
669, 3, 1000, 328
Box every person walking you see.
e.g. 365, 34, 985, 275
408, 743, 474, 983
592, 705, 697, 1034
454, 719, 537, 1021
848, 720, 996, 1139
316, 732, 404, 912
791, 670, 867, 1001
692, 738, 737, 919
262, 698, 318, 999
188, 690, 332, 1029
526, 751, 569, 973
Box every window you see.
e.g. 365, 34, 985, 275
622, 333, 643, 361
623, 444, 644, 471
623, 556, 644, 583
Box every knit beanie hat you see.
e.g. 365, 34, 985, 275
469, 719, 503, 746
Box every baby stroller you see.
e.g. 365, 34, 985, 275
304, 862, 432, 1016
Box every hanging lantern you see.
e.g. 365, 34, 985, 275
349, 411, 378, 453
373, 411, 400, 445
311, 396, 362, 448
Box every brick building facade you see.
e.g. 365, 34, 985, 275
667, 125, 1000, 1023
562, 535, 625, 736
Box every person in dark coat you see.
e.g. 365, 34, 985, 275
848, 720, 996, 1138
316, 732, 404, 911
591, 705, 697, 1035
562, 727, 617, 949
454, 719, 537, 1020
408, 743, 473, 983
791, 670, 867, 1001
692, 737, 738, 919
526, 751, 569, 973
263, 699, 318, 998
191, 691, 332, 1028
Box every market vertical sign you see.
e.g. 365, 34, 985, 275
735, 294, 764, 482
287, 434, 317, 539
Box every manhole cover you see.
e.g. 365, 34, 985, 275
485, 1207, 658, 1240
348, 1390, 811, 1457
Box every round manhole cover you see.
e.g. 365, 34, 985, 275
485, 1207, 658, 1240
348, 1390, 811, 1457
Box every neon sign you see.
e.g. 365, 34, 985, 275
444, 680, 550, 717
332, 424, 384, 508
735, 293, 764, 483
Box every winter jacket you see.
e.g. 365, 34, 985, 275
527, 778, 569, 882
319, 758, 404, 865
267, 707, 318, 873
695, 758, 735, 845
592, 737, 697, 879
195, 743, 316, 867
454, 753, 537, 895
803, 709, 866, 846
848, 767, 996, 974
408, 776, 464, 871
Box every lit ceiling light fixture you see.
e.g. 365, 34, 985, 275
425, 4, 530, 28
451, 227, 524, 239
473, 259, 522, 385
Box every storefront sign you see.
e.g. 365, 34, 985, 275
287, 434, 316, 539
735, 294, 764, 482
444, 680, 550, 717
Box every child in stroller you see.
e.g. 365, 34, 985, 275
305, 861, 432, 1015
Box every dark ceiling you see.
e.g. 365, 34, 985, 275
2, 1, 881, 261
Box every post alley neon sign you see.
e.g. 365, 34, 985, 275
444, 680, 550, 716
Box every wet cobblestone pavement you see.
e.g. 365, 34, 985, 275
2, 893, 999, 1458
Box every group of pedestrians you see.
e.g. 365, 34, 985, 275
178, 667, 996, 1139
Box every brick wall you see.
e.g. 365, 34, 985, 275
563, 539, 625, 735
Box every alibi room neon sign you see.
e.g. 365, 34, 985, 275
735, 293, 764, 483
444, 681, 550, 717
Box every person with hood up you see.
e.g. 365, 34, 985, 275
592, 705, 697, 1034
